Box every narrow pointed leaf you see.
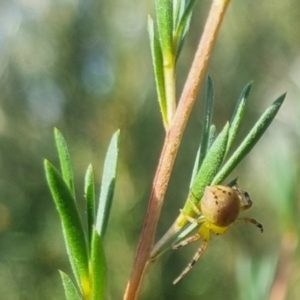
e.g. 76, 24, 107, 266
177, 0, 197, 33
191, 122, 229, 197
91, 229, 106, 299
182, 122, 229, 217
96, 130, 120, 237
155, 0, 173, 58
148, 17, 167, 125
44, 160, 89, 293
207, 124, 217, 149
59, 271, 81, 300
173, 0, 184, 29
213, 93, 286, 185
190, 146, 201, 189
175, 0, 197, 57
84, 164, 95, 246
226, 82, 253, 154
190, 124, 217, 186
198, 75, 214, 169
54, 128, 75, 196
190, 77, 215, 189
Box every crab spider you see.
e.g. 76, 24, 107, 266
172, 184, 263, 284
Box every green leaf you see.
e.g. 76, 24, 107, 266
189, 146, 201, 189
59, 271, 81, 300
173, 0, 184, 29
190, 77, 215, 188
96, 130, 120, 237
44, 160, 89, 294
90, 229, 106, 299
84, 164, 95, 246
226, 82, 252, 154
54, 128, 75, 197
213, 93, 286, 185
174, 0, 197, 57
190, 124, 217, 188
198, 75, 214, 169
148, 16, 167, 125
183, 122, 229, 214
207, 124, 217, 149
155, 0, 173, 59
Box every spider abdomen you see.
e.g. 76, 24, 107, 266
200, 185, 241, 227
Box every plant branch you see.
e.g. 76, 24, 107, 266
123, 1, 231, 299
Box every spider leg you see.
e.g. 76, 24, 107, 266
173, 210, 205, 249
236, 217, 263, 232
188, 192, 202, 215
172, 232, 201, 250
179, 209, 204, 224
173, 226, 210, 284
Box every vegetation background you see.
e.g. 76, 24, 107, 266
0, 0, 299, 299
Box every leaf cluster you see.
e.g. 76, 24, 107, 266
44, 128, 120, 300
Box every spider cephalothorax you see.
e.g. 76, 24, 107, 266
172, 184, 263, 284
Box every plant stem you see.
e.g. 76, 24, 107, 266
164, 58, 176, 127
123, 1, 231, 299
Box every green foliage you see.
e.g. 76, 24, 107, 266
155, 0, 173, 59
146, 3, 288, 298
0, 0, 297, 298
226, 82, 252, 155
148, 17, 167, 125
188, 82, 286, 210
173, 0, 197, 57
187, 122, 229, 211
54, 128, 76, 196
149, 0, 198, 127
84, 164, 96, 245
152, 78, 286, 253
197, 76, 215, 170
43, 1, 289, 299
95, 130, 120, 238
44, 159, 89, 294
60, 271, 82, 300
90, 229, 106, 299
45, 129, 120, 300
213, 93, 286, 185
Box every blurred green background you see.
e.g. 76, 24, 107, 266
0, 0, 299, 299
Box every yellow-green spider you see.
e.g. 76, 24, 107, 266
172, 184, 263, 284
